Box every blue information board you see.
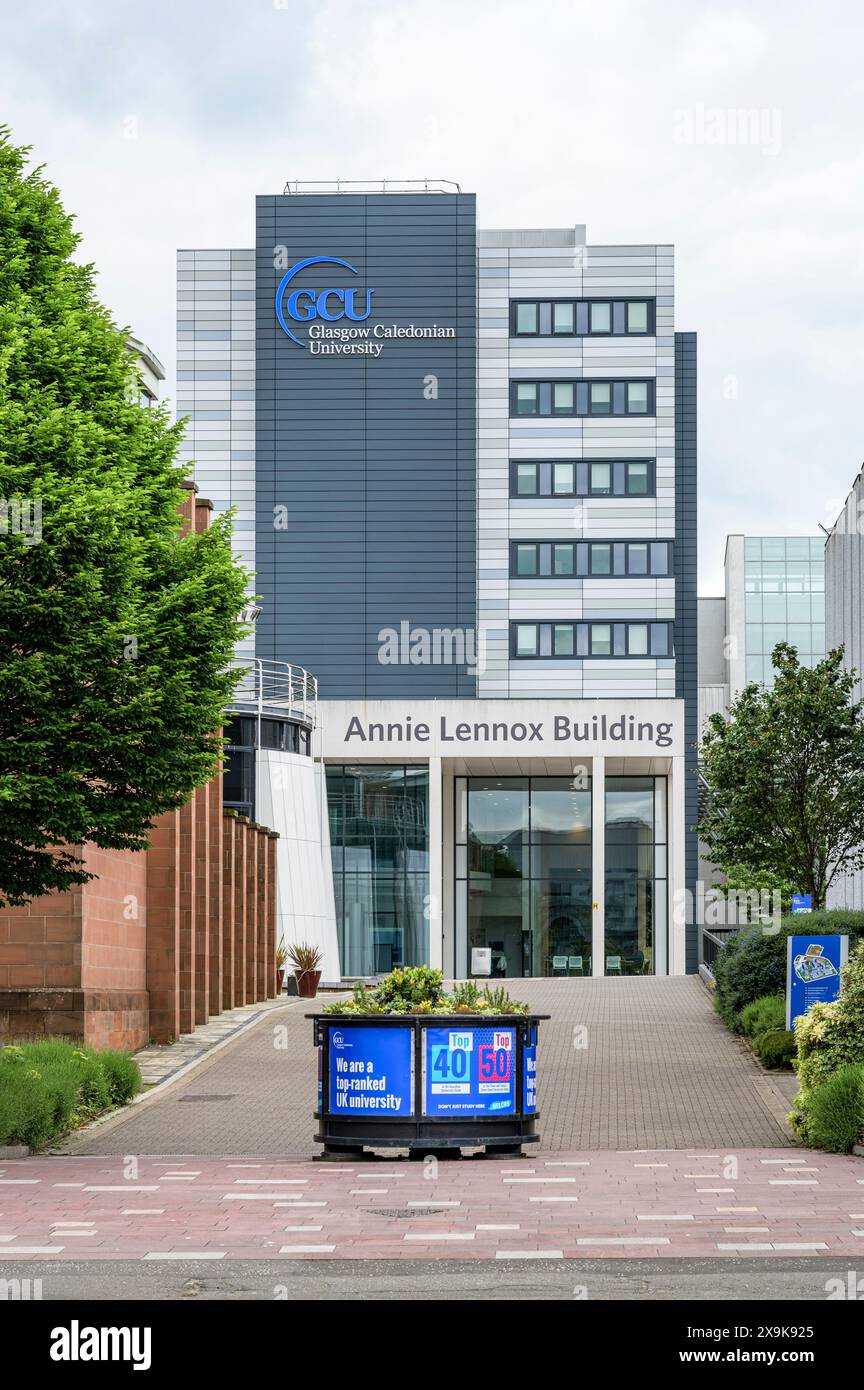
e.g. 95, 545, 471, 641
791, 894, 813, 914
327, 1025, 413, 1116
423, 1025, 516, 1116
786, 935, 848, 1029
523, 1024, 537, 1115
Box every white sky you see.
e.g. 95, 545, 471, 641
3, 0, 863, 592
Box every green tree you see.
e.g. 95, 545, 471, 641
698, 643, 864, 908
0, 130, 248, 905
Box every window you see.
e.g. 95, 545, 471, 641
509, 459, 657, 499
517, 463, 537, 496
590, 382, 611, 414
515, 302, 538, 335
553, 543, 574, 576
510, 621, 674, 658
516, 544, 537, 576
516, 382, 538, 415
516, 624, 538, 656
627, 301, 649, 333
512, 298, 655, 337
553, 462, 573, 495
590, 462, 611, 495
553, 302, 575, 334
590, 302, 611, 333
510, 539, 671, 579
509, 380, 654, 417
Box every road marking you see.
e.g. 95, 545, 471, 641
716, 1207, 758, 1213
223, 1192, 303, 1200
350, 1189, 389, 1196
504, 1177, 576, 1184
279, 1244, 335, 1254
634, 1163, 668, 1169
576, 1237, 671, 1247
477, 1224, 520, 1230
403, 1232, 475, 1242
143, 1251, 225, 1260
0, 1251, 63, 1262
637, 1214, 694, 1221
406, 1200, 461, 1208
697, 1188, 735, 1193
717, 1242, 828, 1252
544, 1161, 589, 1167
529, 1197, 579, 1204
283, 1225, 323, 1232
495, 1250, 563, 1260
122, 1209, 165, 1215
274, 1202, 326, 1208
233, 1179, 308, 1185
769, 1180, 818, 1186
0, 1180, 40, 1185
84, 1186, 160, 1193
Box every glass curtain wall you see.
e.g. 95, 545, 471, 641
744, 536, 825, 686
326, 766, 429, 976
455, 777, 592, 977
604, 776, 666, 975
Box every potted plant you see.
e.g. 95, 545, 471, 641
275, 943, 287, 995
288, 942, 323, 999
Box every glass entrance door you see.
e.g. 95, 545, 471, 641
456, 776, 591, 978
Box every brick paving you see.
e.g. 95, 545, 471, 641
0, 1150, 862, 1261
71, 976, 793, 1157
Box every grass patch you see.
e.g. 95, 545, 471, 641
0, 1040, 141, 1149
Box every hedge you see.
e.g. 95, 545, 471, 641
790, 1063, 864, 1152
713, 910, 864, 1028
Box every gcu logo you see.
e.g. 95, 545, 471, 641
275, 256, 374, 345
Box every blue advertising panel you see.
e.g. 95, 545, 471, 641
423, 1025, 516, 1117
791, 894, 813, 914
327, 1025, 413, 1116
523, 1024, 537, 1115
786, 935, 848, 1030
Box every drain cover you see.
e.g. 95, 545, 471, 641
364, 1207, 450, 1218
178, 1095, 237, 1103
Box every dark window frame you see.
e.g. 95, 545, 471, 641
509, 620, 674, 660
509, 379, 655, 418
509, 540, 672, 579
510, 297, 655, 338
510, 458, 657, 499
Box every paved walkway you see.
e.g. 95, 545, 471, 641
68, 977, 794, 1156
132, 997, 297, 1089
1, 1150, 862, 1261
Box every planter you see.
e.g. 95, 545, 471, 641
311, 1013, 547, 1157
276, 968, 285, 995
296, 969, 321, 999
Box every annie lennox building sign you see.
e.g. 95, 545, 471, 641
318, 699, 683, 759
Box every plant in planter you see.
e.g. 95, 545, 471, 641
275, 943, 287, 996
287, 942, 323, 999
324, 969, 530, 1016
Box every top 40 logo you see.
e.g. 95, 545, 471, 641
275, 256, 374, 345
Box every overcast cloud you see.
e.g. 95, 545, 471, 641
2, 0, 862, 591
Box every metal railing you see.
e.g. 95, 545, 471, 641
701, 925, 740, 974
283, 178, 462, 196
227, 659, 318, 728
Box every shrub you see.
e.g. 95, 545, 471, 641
373, 966, 445, 1011
713, 911, 864, 1027
739, 992, 786, 1037
794, 940, 864, 1092
791, 1064, 864, 1153
753, 1029, 796, 1069
324, 968, 529, 1016
98, 1050, 142, 1104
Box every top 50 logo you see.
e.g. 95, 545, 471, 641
275, 256, 374, 346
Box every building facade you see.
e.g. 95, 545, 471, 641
826, 469, 864, 909
178, 186, 698, 979
724, 534, 826, 696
